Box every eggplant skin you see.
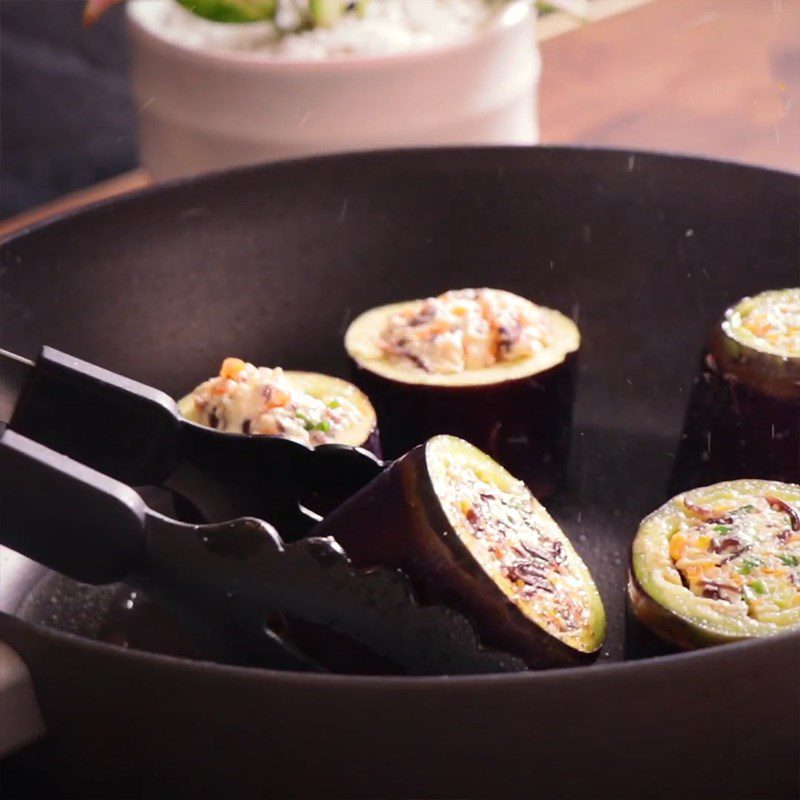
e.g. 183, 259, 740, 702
344, 297, 579, 499
349, 352, 576, 499
710, 291, 800, 401
312, 438, 602, 669
627, 571, 731, 650
354, 426, 381, 461
671, 295, 800, 493
670, 352, 799, 494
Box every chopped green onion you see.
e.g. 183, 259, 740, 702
177, 0, 277, 23
309, 0, 345, 27
295, 412, 315, 431
713, 524, 731, 534
295, 411, 332, 433
747, 579, 766, 596
779, 554, 799, 567
738, 557, 760, 575
327, 399, 341, 409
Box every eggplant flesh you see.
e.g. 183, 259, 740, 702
713, 288, 800, 397
312, 435, 605, 669
629, 479, 800, 649
178, 365, 380, 455
344, 296, 580, 497
171, 366, 381, 534
671, 290, 800, 493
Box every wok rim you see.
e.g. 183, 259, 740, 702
2, 603, 798, 686
2, 144, 798, 248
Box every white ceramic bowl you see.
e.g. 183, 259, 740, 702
127, 2, 539, 180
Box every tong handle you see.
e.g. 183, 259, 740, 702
0, 429, 321, 671
0, 429, 147, 584
10, 347, 181, 485
7, 347, 386, 535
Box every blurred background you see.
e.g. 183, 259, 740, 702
2, 1, 135, 216
1, 0, 798, 225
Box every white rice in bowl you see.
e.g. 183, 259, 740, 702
128, 0, 500, 60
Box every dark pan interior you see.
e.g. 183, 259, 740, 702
1, 146, 798, 668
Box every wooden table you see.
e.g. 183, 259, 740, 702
1, 0, 797, 240
539, 0, 800, 171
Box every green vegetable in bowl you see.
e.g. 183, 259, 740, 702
176, 0, 277, 23
86, 0, 586, 30
308, 0, 344, 27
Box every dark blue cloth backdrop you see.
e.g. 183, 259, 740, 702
1, 0, 135, 218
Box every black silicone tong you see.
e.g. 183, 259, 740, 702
1, 347, 384, 537
0, 428, 524, 674
0, 347, 525, 674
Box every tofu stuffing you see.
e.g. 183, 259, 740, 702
182, 358, 366, 446
378, 288, 551, 374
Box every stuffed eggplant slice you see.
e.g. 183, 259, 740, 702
629, 479, 800, 649
313, 435, 605, 669
178, 357, 379, 453
344, 288, 579, 497
671, 288, 800, 492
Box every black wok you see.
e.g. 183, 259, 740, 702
1, 147, 798, 798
